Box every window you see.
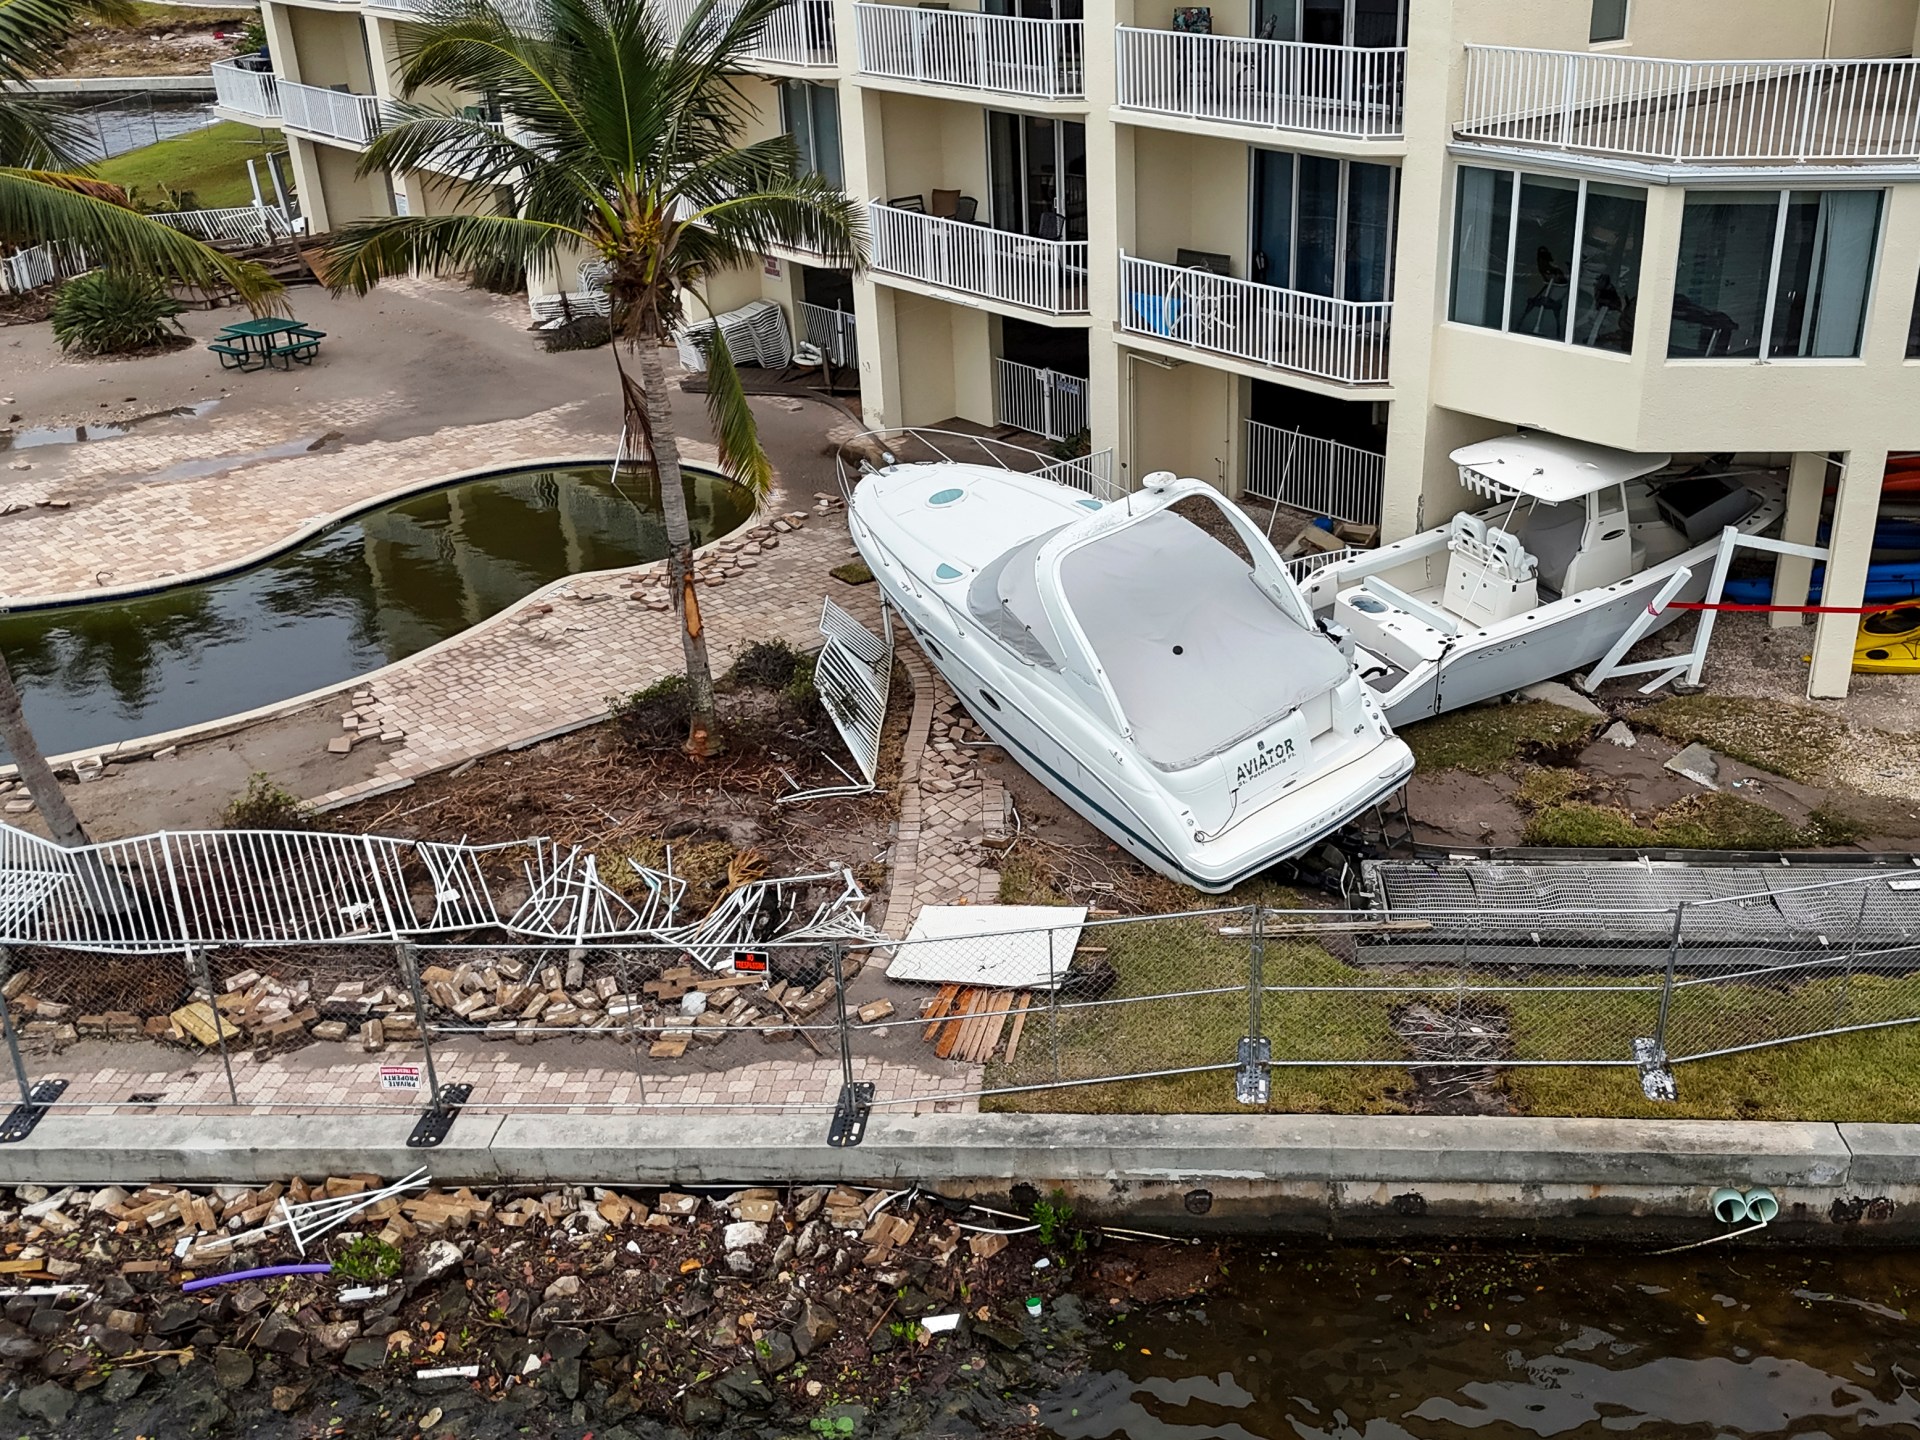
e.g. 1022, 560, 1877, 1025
1589, 0, 1628, 43
1448, 166, 1644, 351
1668, 189, 1883, 359
781, 82, 842, 189
1907, 270, 1920, 359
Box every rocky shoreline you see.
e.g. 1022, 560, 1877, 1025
0, 1175, 1217, 1438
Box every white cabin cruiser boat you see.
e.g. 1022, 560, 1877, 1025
845, 441, 1414, 893
1298, 433, 1786, 726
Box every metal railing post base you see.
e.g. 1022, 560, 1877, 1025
828, 1082, 876, 1148
1235, 1037, 1271, 1106
0, 1079, 67, 1143
1632, 1038, 1676, 1103
407, 1082, 473, 1148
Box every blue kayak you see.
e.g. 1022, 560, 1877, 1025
1722, 562, 1920, 605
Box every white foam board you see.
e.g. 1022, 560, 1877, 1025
886, 904, 1088, 990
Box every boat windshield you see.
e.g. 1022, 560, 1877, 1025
967, 525, 1070, 668
1062, 511, 1347, 770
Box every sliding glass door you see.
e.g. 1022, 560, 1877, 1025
987, 112, 1086, 240
1254, 0, 1406, 45
1252, 150, 1397, 301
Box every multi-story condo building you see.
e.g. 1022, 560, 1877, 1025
216, 0, 1920, 698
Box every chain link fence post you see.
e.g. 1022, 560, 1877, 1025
395, 942, 469, 1146
187, 945, 241, 1107
1236, 903, 1270, 1104
1838, 886, 1869, 1029
1636, 901, 1684, 1102
0, 946, 37, 1106
395, 943, 442, 1104
1047, 924, 1061, 1085
826, 942, 872, 1147
612, 948, 650, 1110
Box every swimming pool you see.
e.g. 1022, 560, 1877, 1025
0, 462, 756, 759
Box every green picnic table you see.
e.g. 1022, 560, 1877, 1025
208, 317, 327, 372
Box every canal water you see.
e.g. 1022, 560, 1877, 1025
0, 463, 754, 757
62, 96, 220, 162
1040, 1245, 1920, 1439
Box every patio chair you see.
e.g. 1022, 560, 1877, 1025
887, 194, 926, 212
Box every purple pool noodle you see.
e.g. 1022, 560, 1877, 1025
182, 1263, 332, 1293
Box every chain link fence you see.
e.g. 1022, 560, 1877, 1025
5, 866, 1920, 1138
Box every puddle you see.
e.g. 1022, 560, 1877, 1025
0, 400, 221, 451
141, 429, 338, 485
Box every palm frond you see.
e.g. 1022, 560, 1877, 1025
320, 211, 579, 294
0, 91, 89, 169
0, 167, 284, 310
699, 324, 772, 502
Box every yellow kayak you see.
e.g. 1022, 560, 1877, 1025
1855, 606, 1920, 672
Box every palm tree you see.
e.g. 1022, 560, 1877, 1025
1, 0, 283, 843
320, 0, 863, 757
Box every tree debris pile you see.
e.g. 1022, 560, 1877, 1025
0, 1177, 1122, 1436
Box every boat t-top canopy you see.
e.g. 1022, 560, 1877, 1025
1451, 432, 1671, 505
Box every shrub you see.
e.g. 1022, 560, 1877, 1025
726, 639, 806, 690
51, 269, 186, 356
609, 674, 690, 749
334, 1235, 402, 1282
221, 772, 317, 831
541, 314, 612, 351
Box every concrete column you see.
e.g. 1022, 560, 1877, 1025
1081, 3, 1125, 474
261, 1, 302, 84
283, 135, 331, 233
1770, 451, 1829, 629
837, 65, 898, 428
1807, 446, 1887, 699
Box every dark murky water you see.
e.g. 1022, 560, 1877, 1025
0, 463, 754, 757
1041, 1247, 1920, 1439
63, 98, 220, 162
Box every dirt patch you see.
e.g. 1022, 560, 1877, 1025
1388, 998, 1514, 1117
1087, 1246, 1223, 1305
55, 5, 247, 78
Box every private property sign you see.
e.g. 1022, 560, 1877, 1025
378, 1064, 422, 1092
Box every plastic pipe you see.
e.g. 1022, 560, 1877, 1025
1742, 1186, 1780, 1223
1709, 1187, 1749, 1224
181, 1263, 332, 1293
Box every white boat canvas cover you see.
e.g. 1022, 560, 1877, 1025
888, 904, 1089, 990
1452, 433, 1671, 505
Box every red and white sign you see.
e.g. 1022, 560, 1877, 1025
732, 950, 769, 974
378, 1064, 422, 1091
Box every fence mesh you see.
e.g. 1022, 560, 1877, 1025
7, 867, 1920, 1125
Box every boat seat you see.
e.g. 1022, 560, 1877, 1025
1508, 500, 1584, 599
1443, 513, 1539, 625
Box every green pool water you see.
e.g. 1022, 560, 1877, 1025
0, 462, 755, 759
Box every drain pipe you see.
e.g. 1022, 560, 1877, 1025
1653, 1186, 1779, 1255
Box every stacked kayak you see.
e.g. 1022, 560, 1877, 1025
1722, 563, 1920, 605
1855, 607, 1920, 673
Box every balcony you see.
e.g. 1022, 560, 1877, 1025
1243, 422, 1384, 527
1114, 28, 1403, 140
652, 0, 837, 68
855, 4, 1083, 102
870, 202, 1088, 315
1119, 255, 1389, 386
211, 57, 280, 122
1459, 46, 1920, 166
280, 80, 386, 147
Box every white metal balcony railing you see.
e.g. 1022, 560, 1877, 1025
870, 202, 1089, 314
1243, 420, 1384, 527
279, 80, 386, 146
1119, 254, 1390, 385
653, 0, 837, 67
855, 4, 1083, 101
1114, 28, 1403, 140
995, 357, 1088, 442
798, 301, 859, 368
1459, 46, 1920, 164
211, 58, 280, 120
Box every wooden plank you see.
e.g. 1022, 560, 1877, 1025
962, 992, 1009, 1065
978, 992, 1016, 1063
921, 984, 961, 1040
648, 1034, 689, 1059
933, 990, 977, 1060
1002, 995, 1030, 1065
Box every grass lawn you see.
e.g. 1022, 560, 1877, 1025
96, 121, 281, 211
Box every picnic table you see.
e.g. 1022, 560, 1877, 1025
207, 317, 326, 372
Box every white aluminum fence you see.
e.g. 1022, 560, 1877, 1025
279, 80, 385, 146
210, 58, 280, 120
995, 357, 1088, 443
856, 3, 1083, 100
149, 206, 296, 247
0, 240, 87, 296
653, 0, 837, 66
1460, 46, 1920, 164
1120, 254, 1390, 385
1036, 447, 1120, 502
1115, 28, 1404, 139
871, 202, 1088, 314
798, 300, 858, 368
1244, 420, 1384, 527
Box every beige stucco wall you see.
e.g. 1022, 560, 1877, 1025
282, 5, 373, 92
311, 139, 391, 224
874, 92, 989, 208
1129, 355, 1238, 494
1129, 129, 1251, 275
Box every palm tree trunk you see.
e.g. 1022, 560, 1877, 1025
624, 339, 724, 758
0, 651, 91, 849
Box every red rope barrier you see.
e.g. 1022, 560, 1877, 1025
1664, 600, 1919, 615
